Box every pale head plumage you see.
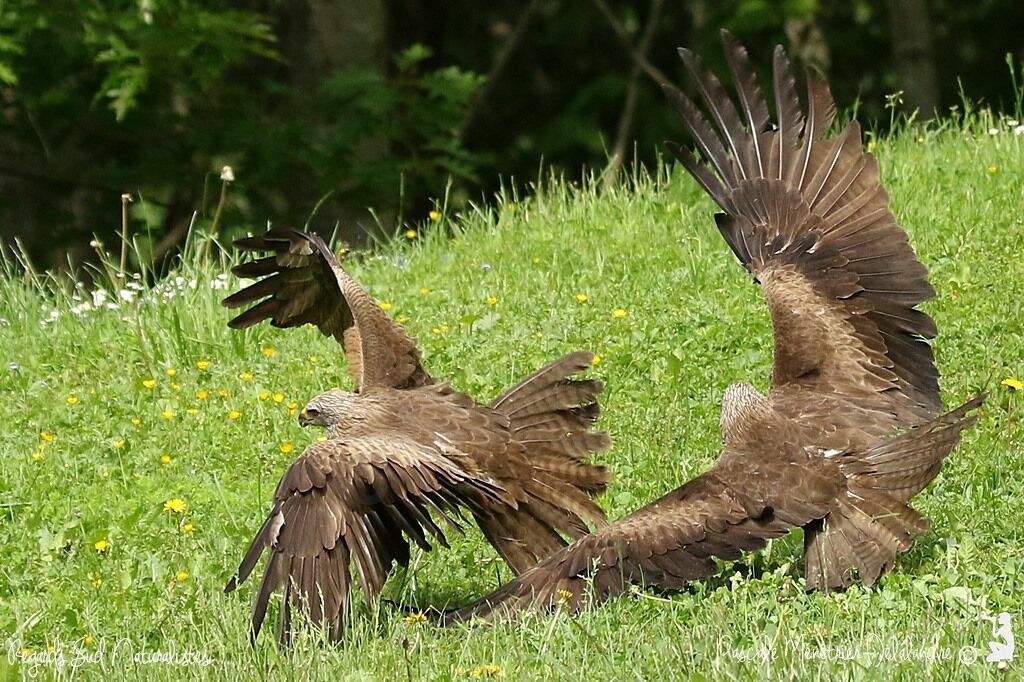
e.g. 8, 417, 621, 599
298, 390, 359, 429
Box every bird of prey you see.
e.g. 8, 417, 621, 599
220, 228, 611, 643
437, 32, 985, 622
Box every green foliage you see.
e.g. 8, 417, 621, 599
1, 120, 1021, 679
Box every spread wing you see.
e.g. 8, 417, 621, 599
225, 434, 503, 645
441, 443, 840, 622
664, 30, 940, 428
222, 228, 432, 391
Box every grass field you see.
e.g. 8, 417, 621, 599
1, 113, 1022, 681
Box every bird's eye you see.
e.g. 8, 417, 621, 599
305, 408, 319, 417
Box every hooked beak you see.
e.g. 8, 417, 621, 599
297, 409, 313, 427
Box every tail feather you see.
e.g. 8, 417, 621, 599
805, 394, 986, 591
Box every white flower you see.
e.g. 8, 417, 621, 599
119, 289, 136, 303
1014, 125, 1024, 136
1007, 119, 1019, 127
988, 128, 999, 135
92, 289, 108, 306
220, 165, 235, 182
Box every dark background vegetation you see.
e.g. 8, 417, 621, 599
1, 0, 1021, 271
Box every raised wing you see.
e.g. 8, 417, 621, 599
664, 31, 940, 427
222, 228, 432, 391
225, 434, 503, 645
441, 447, 839, 622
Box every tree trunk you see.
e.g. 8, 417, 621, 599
886, 0, 939, 118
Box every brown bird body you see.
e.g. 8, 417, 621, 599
439, 32, 985, 623
221, 229, 611, 643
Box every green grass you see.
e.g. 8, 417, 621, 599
1, 114, 1022, 681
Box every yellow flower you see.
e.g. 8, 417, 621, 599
986, 166, 998, 175
131, 418, 141, 426
592, 354, 602, 366
262, 347, 275, 357
113, 440, 125, 449
166, 368, 177, 377
94, 539, 110, 553
196, 360, 210, 370
308, 355, 318, 364
405, 229, 418, 239
257, 391, 270, 401
486, 296, 498, 306
228, 410, 241, 420
31, 452, 44, 462
1002, 378, 1023, 392
21, 647, 32, 659
89, 571, 103, 588
175, 571, 189, 582
161, 410, 175, 420
196, 390, 209, 400
470, 665, 504, 678
379, 301, 394, 313
506, 202, 517, 213
240, 372, 253, 382
66, 395, 79, 405
272, 393, 285, 403
612, 308, 628, 318
557, 589, 573, 600
163, 498, 187, 513
217, 388, 228, 397
397, 315, 410, 323
280, 442, 294, 454
84, 636, 95, 646
287, 401, 299, 409
535, 332, 543, 339
532, 257, 540, 264
170, 382, 179, 390
429, 210, 441, 222
403, 612, 427, 624
419, 287, 430, 296
160, 454, 172, 464
182, 523, 195, 533
142, 379, 157, 389
40, 432, 56, 442
867, 140, 878, 151
575, 293, 588, 303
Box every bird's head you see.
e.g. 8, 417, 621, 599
298, 390, 358, 429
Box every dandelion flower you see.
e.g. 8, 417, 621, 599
405, 229, 417, 239
986, 166, 998, 175
612, 308, 628, 318
592, 354, 602, 366
272, 393, 285, 403
182, 523, 195, 533
470, 665, 504, 678
84, 636, 95, 646
403, 612, 427, 624
308, 355, 318, 364
160, 454, 172, 464
429, 210, 441, 222
89, 571, 103, 588
40, 432, 56, 442
228, 410, 241, 420
287, 401, 299, 410
142, 379, 157, 389
258, 391, 270, 401
21, 648, 32, 659
166, 368, 177, 377
175, 571, 189, 582
196, 360, 210, 370
380, 301, 393, 312
161, 410, 175, 420
94, 539, 111, 553
575, 293, 588, 303
280, 442, 295, 454
163, 498, 187, 513
196, 390, 209, 400
217, 388, 228, 397
419, 287, 430, 296
113, 440, 125, 449
170, 382, 179, 390
262, 347, 275, 357
240, 372, 253, 382
867, 140, 878, 151
31, 451, 44, 461
1001, 378, 1023, 392
486, 296, 498, 306
532, 257, 541, 264
66, 395, 79, 405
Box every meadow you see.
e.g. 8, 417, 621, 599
1, 113, 1022, 680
